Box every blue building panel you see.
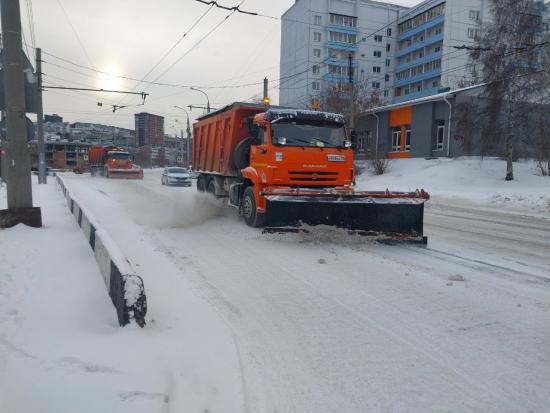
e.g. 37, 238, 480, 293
327, 25, 361, 35
322, 73, 351, 82
396, 33, 444, 58
396, 52, 443, 72
325, 41, 359, 52
395, 69, 441, 88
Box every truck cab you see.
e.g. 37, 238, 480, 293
238, 109, 355, 222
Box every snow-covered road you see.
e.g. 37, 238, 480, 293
61, 170, 550, 413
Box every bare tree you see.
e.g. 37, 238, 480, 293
472, 0, 548, 180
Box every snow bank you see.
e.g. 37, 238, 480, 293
57, 175, 147, 326
356, 157, 550, 214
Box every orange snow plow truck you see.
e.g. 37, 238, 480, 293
193, 102, 429, 243
88, 146, 144, 179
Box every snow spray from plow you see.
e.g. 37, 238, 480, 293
57, 175, 147, 327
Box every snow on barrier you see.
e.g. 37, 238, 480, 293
56, 175, 147, 327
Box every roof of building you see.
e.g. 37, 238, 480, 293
282, 0, 409, 19
363, 83, 487, 115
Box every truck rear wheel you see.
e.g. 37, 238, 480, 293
207, 179, 216, 197
242, 186, 265, 227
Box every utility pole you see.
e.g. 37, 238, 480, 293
186, 116, 191, 168
348, 53, 353, 85
0, 0, 41, 228
263, 77, 269, 105
36, 48, 46, 184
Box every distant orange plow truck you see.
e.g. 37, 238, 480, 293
192, 102, 429, 243
88, 146, 144, 179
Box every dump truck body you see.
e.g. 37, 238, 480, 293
192, 102, 429, 242
89, 146, 143, 179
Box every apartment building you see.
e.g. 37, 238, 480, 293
394, 0, 488, 103
134, 113, 165, 147
280, 0, 490, 108
280, 0, 407, 108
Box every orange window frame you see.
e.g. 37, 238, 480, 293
388, 107, 412, 159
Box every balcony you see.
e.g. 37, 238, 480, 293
393, 87, 441, 103
396, 33, 444, 58
325, 41, 359, 52
322, 73, 351, 82
396, 51, 443, 72
326, 57, 358, 67
395, 68, 441, 88
398, 14, 445, 41
327, 24, 361, 35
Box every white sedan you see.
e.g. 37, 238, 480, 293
161, 167, 193, 187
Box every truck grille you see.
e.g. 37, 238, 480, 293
289, 171, 338, 182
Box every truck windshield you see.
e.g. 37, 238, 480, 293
271, 120, 347, 148
109, 152, 130, 160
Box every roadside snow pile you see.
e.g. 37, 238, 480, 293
356, 157, 550, 214
0, 178, 244, 413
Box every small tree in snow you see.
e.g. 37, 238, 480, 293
471, 0, 549, 180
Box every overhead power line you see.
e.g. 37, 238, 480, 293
194, 0, 258, 16
55, 0, 95, 69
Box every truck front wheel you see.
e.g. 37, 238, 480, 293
242, 187, 265, 227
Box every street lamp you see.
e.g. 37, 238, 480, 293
173, 105, 192, 167
190, 87, 211, 113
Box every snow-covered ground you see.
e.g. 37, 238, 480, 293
1, 159, 550, 412
356, 157, 550, 214
0, 178, 245, 413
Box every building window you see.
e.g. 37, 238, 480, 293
330, 13, 357, 28
313, 48, 321, 58
386, 58, 391, 67
385, 74, 390, 82
434, 45, 441, 53
432, 79, 440, 88
314, 32, 322, 42
328, 64, 350, 76
405, 126, 412, 151
392, 127, 402, 152
329, 31, 357, 44
373, 66, 381, 73
386, 43, 391, 52
312, 81, 320, 91
467, 28, 480, 40
469, 10, 480, 21
373, 50, 382, 58
314, 15, 322, 25
383, 89, 389, 97
387, 28, 392, 37
374, 35, 383, 42
372, 81, 381, 89
313, 65, 320, 74
436, 120, 445, 150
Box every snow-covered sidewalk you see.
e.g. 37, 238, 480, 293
356, 157, 550, 215
0, 178, 244, 413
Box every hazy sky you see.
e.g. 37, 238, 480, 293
19, 0, 419, 131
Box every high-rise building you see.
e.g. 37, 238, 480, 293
394, 0, 488, 103
279, 0, 491, 108
134, 112, 165, 147
280, 0, 407, 108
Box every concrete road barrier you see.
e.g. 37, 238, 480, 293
56, 175, 147, 327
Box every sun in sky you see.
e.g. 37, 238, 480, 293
99, 68, 121, 91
